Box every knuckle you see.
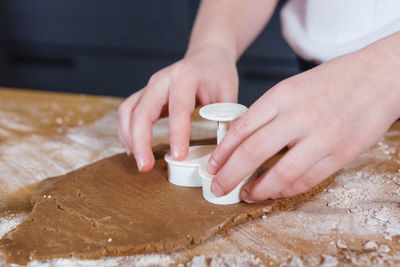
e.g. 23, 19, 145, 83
295, 107, 313, 123
297, 104, 322, 128
130, 126, 144, 149
169, 124, 186, 139
288, 109, 314, 133
302, 175, 320, 188
291, 183, 308, 196
271, 78, 304, 109
340, 138, 363, 160
118, 102, 130, 117
198, 80, 212, 93
131, 108, 146, 124
275, 162, 299, 185
209, 151, 224, 168
238, 142, 261, 162
169, 106, 190, 118
197, 92, 210, 105
312, 133, 333, 152
217, 87, 238, 103
307, 156, 339, 180
119, 126, 129, 140
258, 90, 279, 116
250, 188, 268, 202
169, 101, 194, 116
328, 142, 358, 168
172, 61, 192, 76
131, 107, 141, 118
280, 188, 295, 198
148, 74, 157, 85
271, 80, 290, 100
148, 71, 163, 85
229, 120, 249, 139
285, 112, 302, 129
218, 77, 237, 91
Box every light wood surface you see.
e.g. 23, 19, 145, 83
1, 87, 400, 266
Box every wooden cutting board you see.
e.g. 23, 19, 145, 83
1, 87, 400, 266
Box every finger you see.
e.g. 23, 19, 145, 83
278, 155, 344, 198
118, 128, 130, 155
168, 75, 197, 160
241, 136, 331, 202
159, 102, 169, 118
216, 78, 238, 103
118, 90, 144, 154
210, 116, 296, 197
130, 77, 169, 171
207, 90, 279, 174
197, 82, 212, 105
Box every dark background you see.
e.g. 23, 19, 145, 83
0, 0, 298, 106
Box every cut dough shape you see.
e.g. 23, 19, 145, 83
0, 153, 320, 265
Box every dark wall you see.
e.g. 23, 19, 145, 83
0, 0, 298, 106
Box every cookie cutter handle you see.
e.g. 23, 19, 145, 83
217, 121, 229, 144
199, 103, 248, 144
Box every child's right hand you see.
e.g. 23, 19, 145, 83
118, 44, 239, 171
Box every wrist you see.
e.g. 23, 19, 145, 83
185, 41, 237, 64
185, 20, 238, 63
356, 39, 400, 119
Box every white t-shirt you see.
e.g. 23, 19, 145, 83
281, 0, 400, 63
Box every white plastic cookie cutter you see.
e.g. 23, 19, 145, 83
164, 103, 258, 205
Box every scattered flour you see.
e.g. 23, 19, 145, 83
186, 252, 263, 267
1, 110, 400, 265
0, 111, 216, 193
321, 255, 338, 267
364, 240, 378, 250
23, 254, 174, 267
336, 239, 347, 249
378, 244, 391, 253
0, 213, 27, 238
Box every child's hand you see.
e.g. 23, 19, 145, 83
118, 44, 238, 171
207, 48, 400, 202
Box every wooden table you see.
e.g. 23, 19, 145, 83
1, 88, 400, 266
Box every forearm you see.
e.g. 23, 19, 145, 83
186, 0, 278, 62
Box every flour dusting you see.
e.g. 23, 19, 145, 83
23, 254, 174, 267
0, 213, 27, 238
186, 252, 263, 267
0, 111, 216, 193
1, 95, 400, 266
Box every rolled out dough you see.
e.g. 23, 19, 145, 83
0, 153, 324, 265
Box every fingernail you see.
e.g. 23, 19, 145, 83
211, 181, 224, 197
206, 159, 218, 174
241, 187, 255, 203
135, 155, 145, 171
172, 145, 183, 160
